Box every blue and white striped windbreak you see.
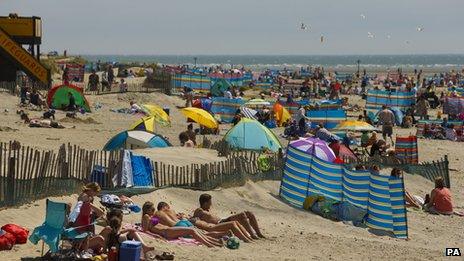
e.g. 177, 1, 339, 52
280, 144, 408, 238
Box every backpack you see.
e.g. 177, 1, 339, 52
0, 230, 15, 250
1, 224, 29, 244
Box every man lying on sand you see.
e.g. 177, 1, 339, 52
193, 193, 265, 239
141, 201, 223, 247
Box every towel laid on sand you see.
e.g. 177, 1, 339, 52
123, 224, 201, 246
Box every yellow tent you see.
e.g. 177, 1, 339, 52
273, 103, 291, 126
129, 116, 156, 133
142, 104, 170, 126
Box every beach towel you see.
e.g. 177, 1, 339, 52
123, 224, 201, 246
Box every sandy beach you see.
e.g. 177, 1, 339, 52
0, 88, 463, 260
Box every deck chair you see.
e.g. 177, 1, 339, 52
29, 199, 68, 254
29, 199, 91, 256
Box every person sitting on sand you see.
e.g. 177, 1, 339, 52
67, 92, 77, 111
193, 194, 265, 239
69, 183, 105, 233
186, 123, 197, 145
101, 213, 155, 257
129, 101, 142, 114
179, 132, 194, 147
424, 177, 454, 215
141, 202, 223, 247
42, 109, 56, 120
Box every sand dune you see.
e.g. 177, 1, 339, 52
0, 176, 462, 260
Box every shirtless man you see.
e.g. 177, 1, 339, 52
193, 194, 264, 239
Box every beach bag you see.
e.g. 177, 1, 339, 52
1, 224, 29, 244
0, 229, 16, 250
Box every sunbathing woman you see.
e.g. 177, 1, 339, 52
141, 202, 223, 247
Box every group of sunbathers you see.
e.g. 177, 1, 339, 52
141, 193, 264, 247
68, 183, 265, 259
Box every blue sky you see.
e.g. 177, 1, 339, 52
2, 0, 464, 55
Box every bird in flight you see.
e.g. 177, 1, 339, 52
367, 32, 375, 38
360, 14, 366, 20
300, 23, 309, 31
417, 26, 424, 32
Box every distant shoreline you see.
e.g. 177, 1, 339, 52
78, 54, 464, 73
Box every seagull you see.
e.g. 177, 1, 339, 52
417, 26, 424, 32
360, 14, 366, 20
367, 32, 375, 38
300, 23, 309, 31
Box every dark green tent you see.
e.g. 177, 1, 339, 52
211, 78, 232, 97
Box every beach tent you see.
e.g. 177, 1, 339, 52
224, 118, 282, 152
103, 130, 171, 151
192, 98, 213, 112
211, 78, 232, 97
47, 84, 91, 112
273, 103, 291, 126
141, 104, 170, 126
129, 116, 156, 133
280, 144, 408, 238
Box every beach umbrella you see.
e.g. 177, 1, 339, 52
103, 130, 171, 151
180, 107, 218, 129
334, 120, 377, 132
141, 104, 170, 126
129, 116, 156, 133
289, 137, 336, 162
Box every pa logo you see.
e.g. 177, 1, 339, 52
445, 248, 461, 256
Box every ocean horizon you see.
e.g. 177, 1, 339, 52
80, 54, 464, 71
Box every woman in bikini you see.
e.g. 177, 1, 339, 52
141, 202, 223, 247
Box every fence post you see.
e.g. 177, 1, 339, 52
6, 157, 15, 206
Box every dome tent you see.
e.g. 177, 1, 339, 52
103, 130, 171, 151
224, 118, 282, 152
47, 84, 91, 112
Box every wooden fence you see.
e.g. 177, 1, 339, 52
344, 154, 451, 188
0, 142, 123, 207
0, 141, 283, 207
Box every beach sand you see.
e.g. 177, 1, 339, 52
0, 90, 463, 260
